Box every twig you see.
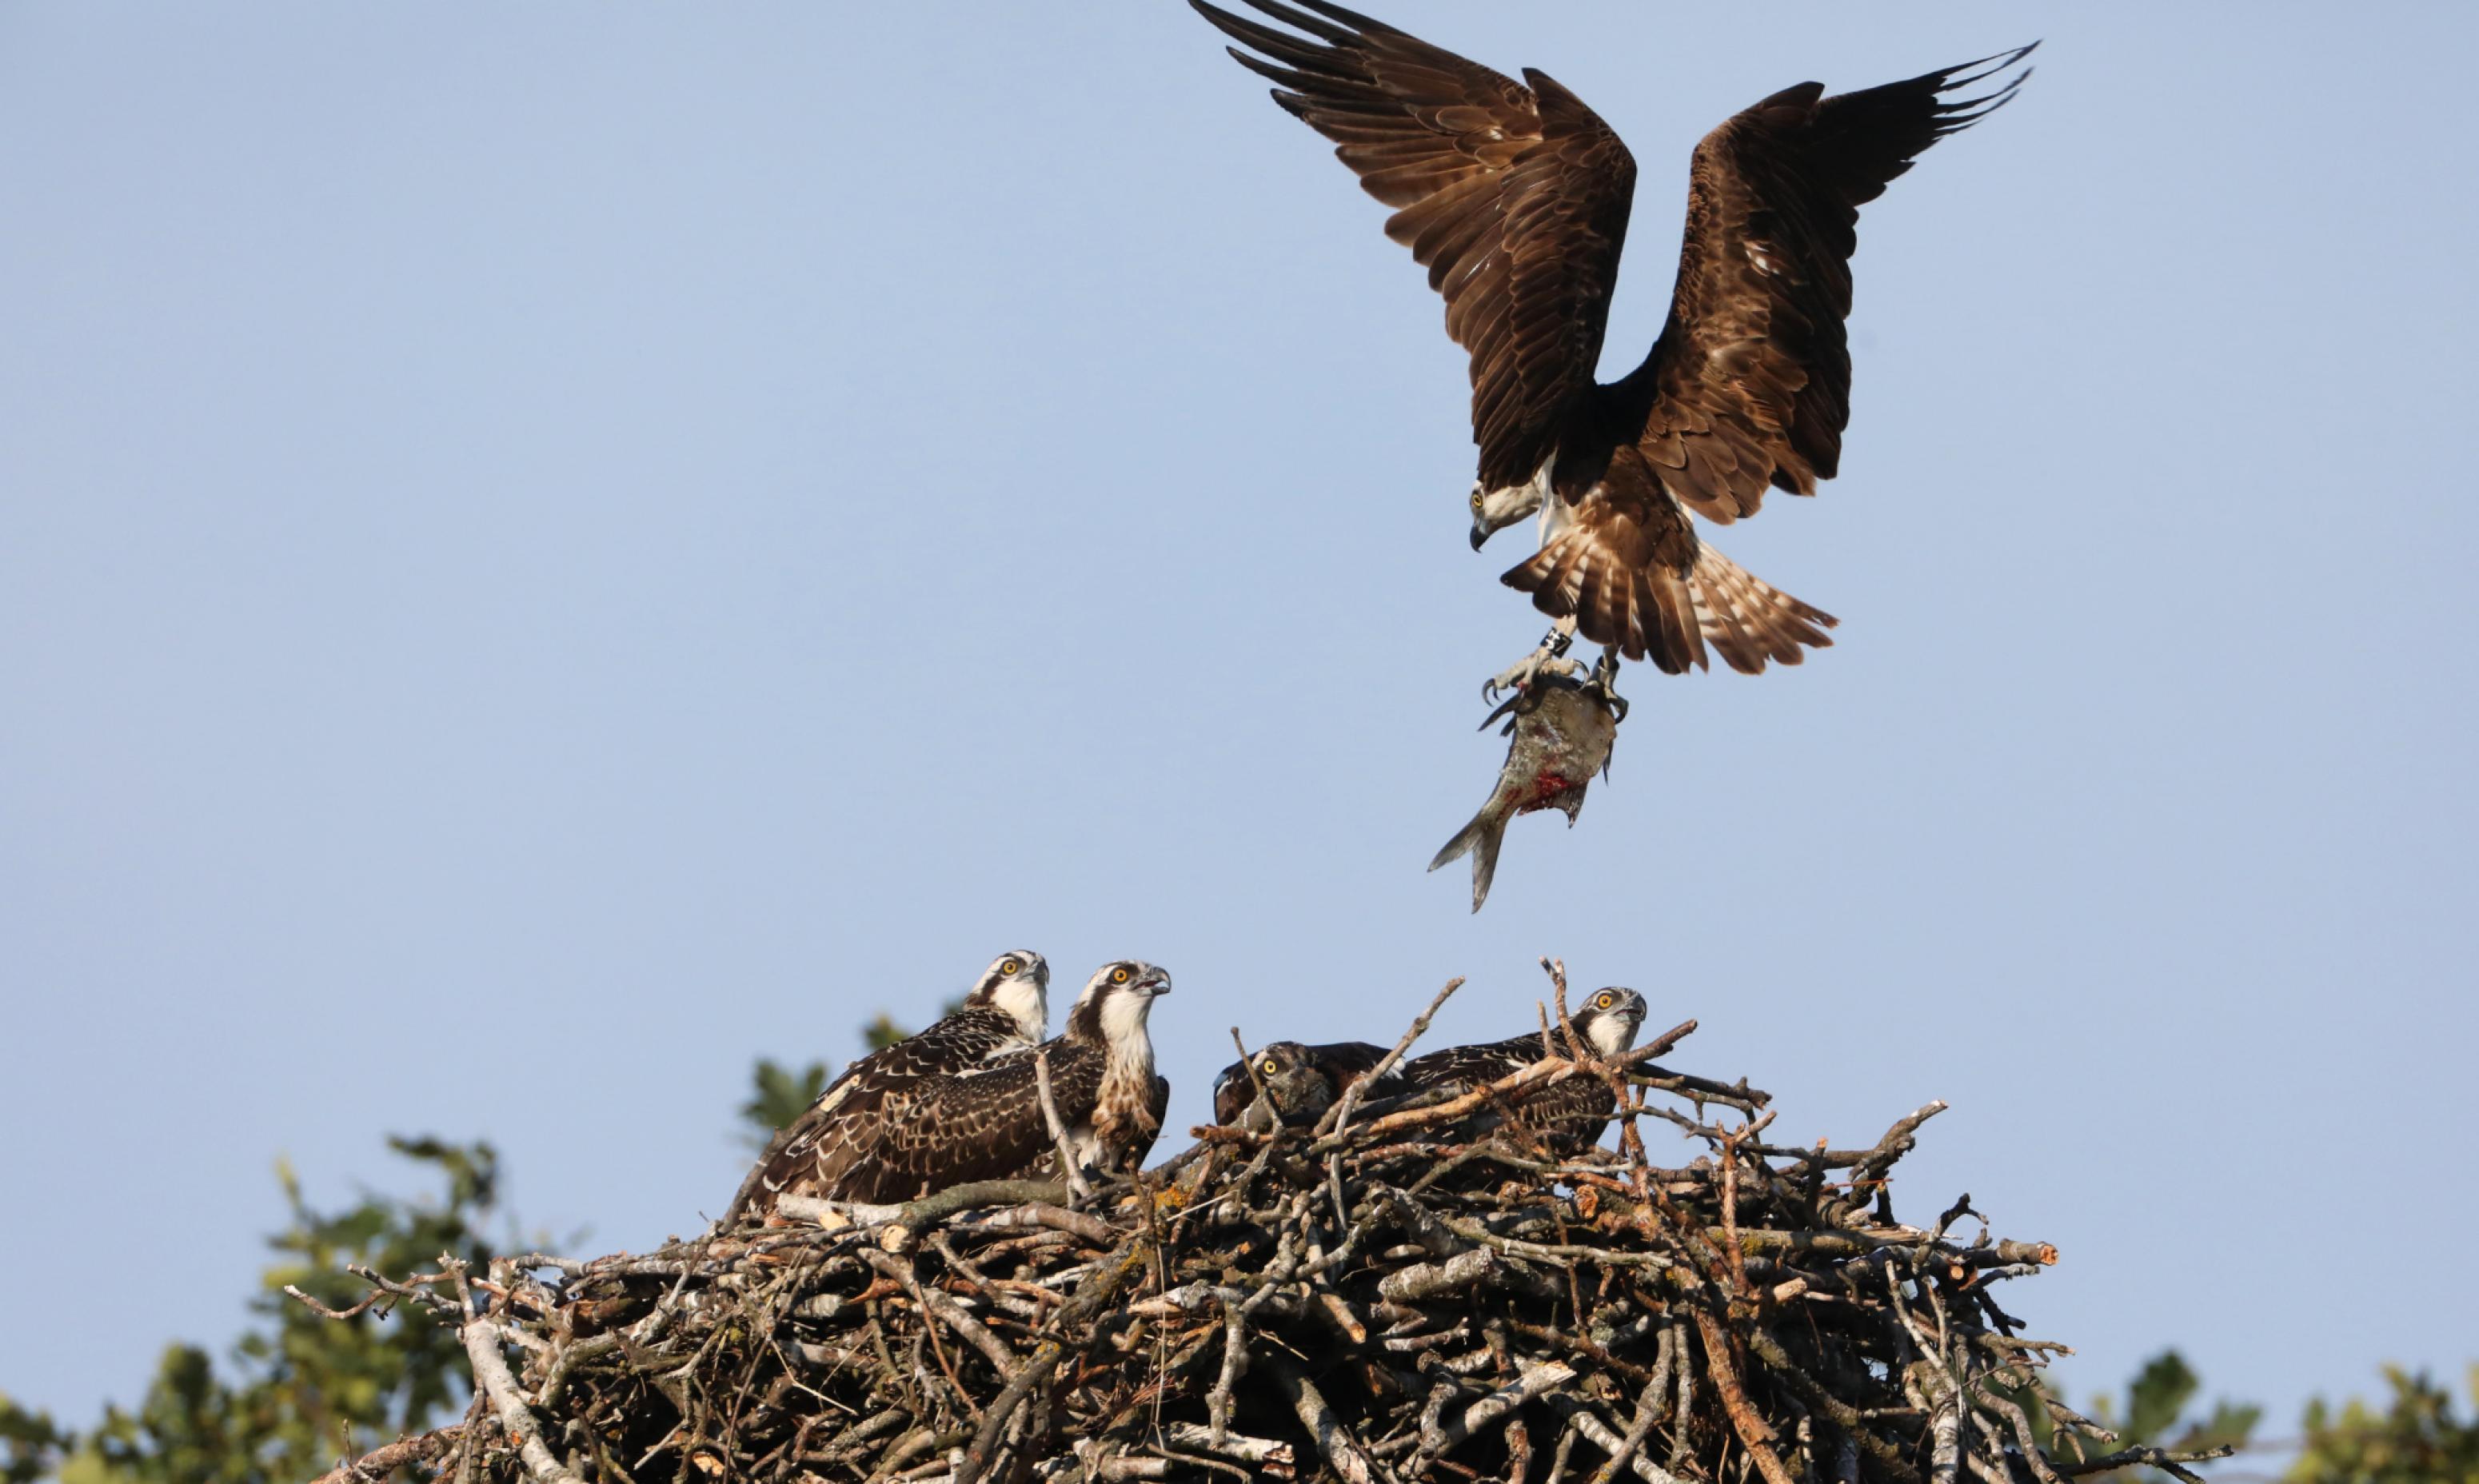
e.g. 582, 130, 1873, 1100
1318, 977, 1464, 1138
1694, 1309, 1796, 1484
460, 1311, 589, 1484
1267, 1354, 1389, 1484
307, 1424, 465, 1484
955, 1341, 1061, 1484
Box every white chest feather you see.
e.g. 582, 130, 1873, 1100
1097, 991, 1158, 1079
1538, 488, 1581, 545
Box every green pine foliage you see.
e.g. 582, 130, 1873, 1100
1990, 1348, 2259, 1479
25, 1137, 503, 1484
737, 1059, 830, 1150
2090, 1350, 2263, 1470
2289, 1366, 2479, 1484
0, 1395, 74, 1484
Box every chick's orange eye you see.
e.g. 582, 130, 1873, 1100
1111, 967, 1131, 984
1595, 992, 1614, 1008
1000, 959, 1021, 975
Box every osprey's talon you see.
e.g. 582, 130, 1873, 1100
1483, 642, 1580, 706
1483, 652, 1539, 706
1587, 648, 1627, 723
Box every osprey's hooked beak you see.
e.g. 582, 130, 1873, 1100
1470, 524, 1491, 553
1137, 968, 1173, 997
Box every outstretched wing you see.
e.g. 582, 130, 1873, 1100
844, 1043, 1106, 1204
1193, 0, 1637, 492
1629, 47, 2034, 525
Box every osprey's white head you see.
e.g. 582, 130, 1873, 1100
963, 950, 1051, 1043
1469, 478, 1546, 551
1066, 959, 1172, 1059
1573, 987, 1648, 1059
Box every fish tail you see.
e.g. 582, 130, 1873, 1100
1428, 807, 1509, 913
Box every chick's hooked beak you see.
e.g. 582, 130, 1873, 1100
1139, 967, 1173, 997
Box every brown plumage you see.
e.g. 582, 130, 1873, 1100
832, 961, 1173, 1204
724, 951, 1049, 1224
1192, 0, 2031, 673
1398, 987, 1648, 1153
1210, 1039, 1396, 1129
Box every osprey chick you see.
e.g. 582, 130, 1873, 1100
846, 961, 1175, 1203
1210, 1039, 1397, 1130
1399, 987, 1649, 1154
725, 950, 1049, 1224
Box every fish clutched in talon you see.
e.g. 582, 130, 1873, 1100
1429, 658, 1623, 912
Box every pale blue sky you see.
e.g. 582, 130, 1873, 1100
3, 0, 2473, 1440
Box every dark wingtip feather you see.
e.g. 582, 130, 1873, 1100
1197, 2, 1362, 79
1279, 0, 1399, 42
1931, 42, 2038, 131
1940, 42, 2040, 91
1218, 0, 1367, 48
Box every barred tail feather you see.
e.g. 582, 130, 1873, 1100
1690, 543, 1838, 674
1502, 533, 1708, 675
1504, 533, 1835, 676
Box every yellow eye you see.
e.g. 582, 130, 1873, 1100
1470, 492, 1484, 512
1000, 958, 1022, 976
1111, 967, 1131, 984
1594, 991, 1614, 1009
1260, 1058, 1279, 1075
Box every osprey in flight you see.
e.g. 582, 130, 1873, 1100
839, 960, 1175, 1203
1399, 987, 1648, 1154
1192, 0, 2033, 688
725, 950, 1049, 1223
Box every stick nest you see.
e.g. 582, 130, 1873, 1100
312, 972, 2222, 1484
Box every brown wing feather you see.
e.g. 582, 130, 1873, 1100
724, 1007, 1027, 1222
844, 1042, 1105, 1204
1631, 47, 2034, 525
1400, 1033, 1537, 1090
1503, 448, 1708, 672
1124, 1074, 1172, 1171
1192, 0, 1636, 490
1401, 1029, 1614, 1152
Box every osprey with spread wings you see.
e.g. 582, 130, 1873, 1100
1192, 0, 2032, 691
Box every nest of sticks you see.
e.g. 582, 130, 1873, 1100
309, 967, 2226, 1484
